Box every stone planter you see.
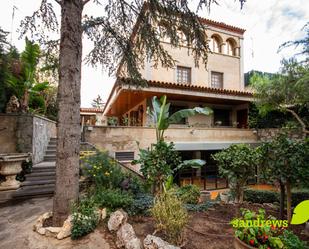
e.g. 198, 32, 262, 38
200, 191, 210, 203
234, 237, 257, 249
0, 153, 31, 191
220, 192, 229, 203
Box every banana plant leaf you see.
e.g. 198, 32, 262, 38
174, 159, 206, 172
169, 106, 213, 124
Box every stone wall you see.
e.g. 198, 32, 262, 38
0, 115, 18, 153
32, 116, 57, 164
84, 126, 258, 162
0, 114, 56, 164
257, 128, 303, 141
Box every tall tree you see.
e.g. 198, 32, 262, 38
259, 134, 309, 221
91, 94, 105, 109
20, 0, 245, 226
252, 24, 309, 137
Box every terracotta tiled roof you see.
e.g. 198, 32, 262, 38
119, 78, 253, 97
199, 18, 245, 34
80, 108, 104, 113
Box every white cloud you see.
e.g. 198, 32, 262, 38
0, 0, 308, 107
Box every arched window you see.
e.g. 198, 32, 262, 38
226, 39, 236, 56
210, 35, 222, 53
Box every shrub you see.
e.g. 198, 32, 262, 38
71, 197, 100, 239
184, 201, 213, 212
93, 188, 133, 211
212, 144, 261, 203
151, 190, 188, 245
176, 184, 200, 204
244, 189, 309, 206
279, 230, 309, 249
127, 193, 154, 216
291, 189, 309, 206
244, 189, 280, 204
132, 140, 182, 193
81, 150, 125, 189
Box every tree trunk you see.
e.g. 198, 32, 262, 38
53, 0, 83, 226
286, 180, 292, 223
279, 180, 285, 219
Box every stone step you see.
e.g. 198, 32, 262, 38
31, 168, 55, 174
45, 149, 56, 155
50, 137, 57, 141
47, 146, 56, 151
32, 162, 56, 172
21, 179, 56, 186
33, 161, 56, 168
13, 184, 54, 198
0, 190, 15, 203
25, 172, 56, 181
44, 155, 56, 161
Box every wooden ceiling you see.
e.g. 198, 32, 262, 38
105, 88, 251, 116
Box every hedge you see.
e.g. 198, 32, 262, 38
244, 189, 309, 206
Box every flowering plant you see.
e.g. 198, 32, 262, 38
231, 208, 285, 249
81, 150, 124, 189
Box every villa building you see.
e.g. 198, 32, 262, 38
84, 18, 259, 190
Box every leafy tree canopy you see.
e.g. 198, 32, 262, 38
19, 0, 245, 84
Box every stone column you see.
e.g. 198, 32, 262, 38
220, 42, 226, 54
235, 46, 240, 56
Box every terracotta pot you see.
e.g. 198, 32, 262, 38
234, 237, 258, 249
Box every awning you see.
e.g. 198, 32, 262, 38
174, 141, 260, 151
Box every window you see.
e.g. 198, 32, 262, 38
211, 72, 223, 88
177, 66, 191, 84
227, 40, 235, 56
210, 36, 221, 53
115, 151, 134, 162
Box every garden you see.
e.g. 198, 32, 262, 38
64, 94, 309, 249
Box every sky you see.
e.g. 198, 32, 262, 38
0, 0, 308, 107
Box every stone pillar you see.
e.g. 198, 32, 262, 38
235, 46, 240, 57
193, 151, 202, 177
220, 42, 226, 54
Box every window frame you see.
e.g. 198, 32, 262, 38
176, 66, 192, 84
211, 71, 224, 89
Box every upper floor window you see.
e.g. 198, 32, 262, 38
177, 66, 191, 84
210, 35, 222, 53
227, 39, 236, 56
211, 71, 223, 88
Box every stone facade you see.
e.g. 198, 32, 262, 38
84, 126, 258, 171
0, 114, 56, 164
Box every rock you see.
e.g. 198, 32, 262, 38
108, 210, 128, 232
45, 226, 62, 238
144, 235, 180, 249
37, 227, 46, 235
57, 215, 73, 240
126, 238, 143, 249
116, 223, 141, 249
101, 208, 107, 220
33, 212, 53, 232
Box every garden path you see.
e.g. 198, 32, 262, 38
0, 197, 112, 249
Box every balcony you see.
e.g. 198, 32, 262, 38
83, 126, 259, 154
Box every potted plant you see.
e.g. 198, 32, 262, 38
231, 208, 285, 249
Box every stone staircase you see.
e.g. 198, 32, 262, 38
12, 137, 57, 199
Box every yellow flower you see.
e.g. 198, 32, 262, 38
104, 171, 110, 176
